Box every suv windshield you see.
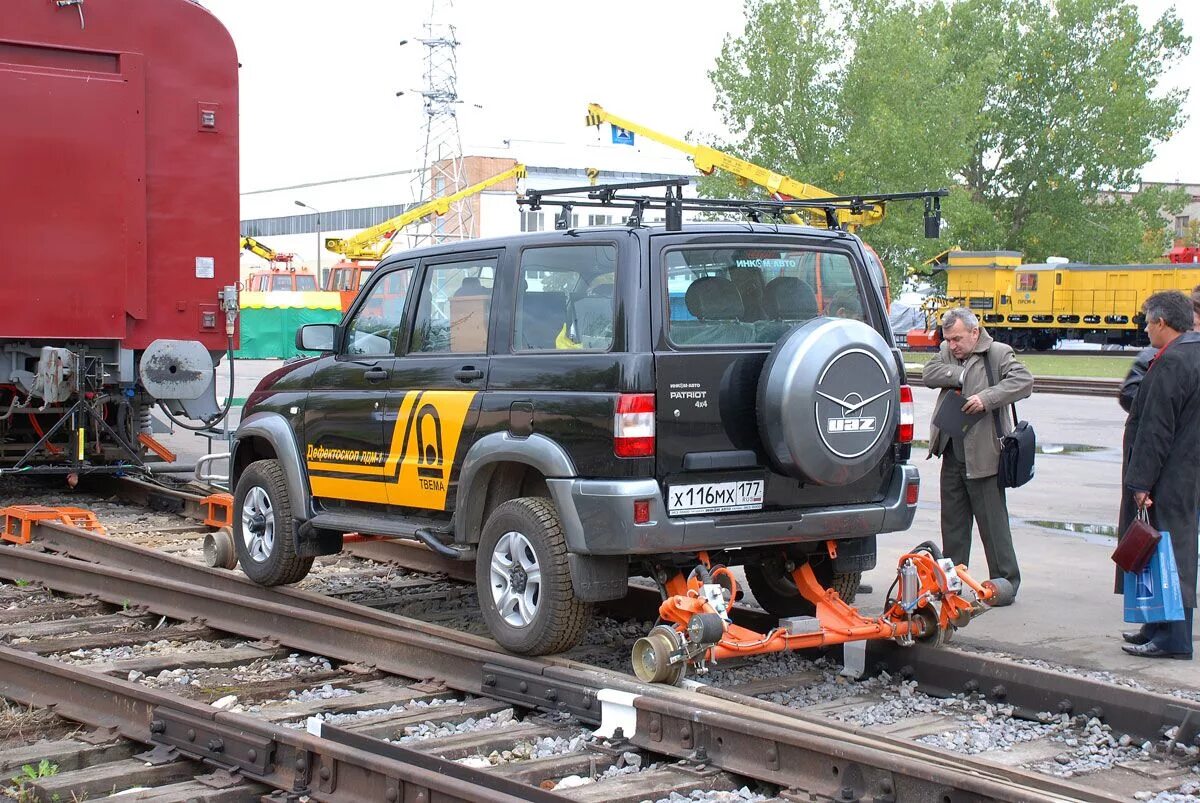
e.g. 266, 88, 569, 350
666, 247, 864, 346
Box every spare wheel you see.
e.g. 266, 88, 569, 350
758, 317, 900, 486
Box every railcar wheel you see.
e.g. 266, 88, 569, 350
632, 625, 686, 685
233, 459, 313, 586
477, 497, 591, 655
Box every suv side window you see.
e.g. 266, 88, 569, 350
514, 244, 616, 351
342, 267, 413, 356
666, 247, 863, 346
410, 257, 497, 354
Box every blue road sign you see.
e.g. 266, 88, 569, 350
611, 125, 635, 146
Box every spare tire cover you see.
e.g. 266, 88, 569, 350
757, 317, 900, 486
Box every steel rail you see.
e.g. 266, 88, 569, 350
1, 527, 1124, 801
0, 641, 560, 803
89, 482, 1200, 749
906, 369, 1120, 397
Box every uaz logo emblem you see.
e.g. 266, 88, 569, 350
827, 416, 876, 433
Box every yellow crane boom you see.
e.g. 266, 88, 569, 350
240, 235, 293, 265
584, 103, 883, 230
325, 164, 527, 261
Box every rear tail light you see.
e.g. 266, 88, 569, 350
897, 385, 914, 444
633, 499, 651, 524
614, 393, 655, 457
906, 480, 920, 505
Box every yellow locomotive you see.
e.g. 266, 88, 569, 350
914, 250, 1200, 350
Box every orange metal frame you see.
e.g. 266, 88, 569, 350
202, 493, 234, 529
1, 505, 107, 544
656, 551, 999, 664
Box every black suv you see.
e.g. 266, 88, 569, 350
230, 199, 921, 655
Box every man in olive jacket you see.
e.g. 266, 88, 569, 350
923, 308, 1034, 602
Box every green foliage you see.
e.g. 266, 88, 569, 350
1184, 219, 1200, 248
705, 0, 1191, 285
9, 759, 58, 802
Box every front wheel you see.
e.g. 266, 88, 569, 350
476, 497, 590, 655
233, 459, 313, 586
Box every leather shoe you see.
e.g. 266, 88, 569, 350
1121, 642, 1192, 660
1121, 630, 1153, 645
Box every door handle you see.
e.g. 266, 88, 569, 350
364, 367, 389, 383
454, 366, 484, 383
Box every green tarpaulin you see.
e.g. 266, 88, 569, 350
235, 291, 343, 359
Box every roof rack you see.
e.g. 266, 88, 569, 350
517, 179, 949, 238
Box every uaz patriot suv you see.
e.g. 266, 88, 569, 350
230, 189, 922, 655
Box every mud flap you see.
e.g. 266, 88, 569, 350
296, 521, 344, 558
569, 553, 628, 602
833, 535, 876, 574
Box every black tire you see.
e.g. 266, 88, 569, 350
233, 459, 313, 586
476, 497, 590, 655
744, 556, 860, 617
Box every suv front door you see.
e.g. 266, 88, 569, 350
384, 252, 499, 511
304, 264, 414, 506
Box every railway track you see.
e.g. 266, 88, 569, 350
906, 370, 1121, 397
0, 477, 1198, 801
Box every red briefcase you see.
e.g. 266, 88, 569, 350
1111, 508, 1161, 573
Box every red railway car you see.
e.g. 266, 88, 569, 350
0, 0, 239, 471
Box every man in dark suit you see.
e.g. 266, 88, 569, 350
1119, 291, 1200, 659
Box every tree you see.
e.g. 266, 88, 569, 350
704, 0, 1191, 285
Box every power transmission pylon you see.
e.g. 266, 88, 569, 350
407, 1, 473, 246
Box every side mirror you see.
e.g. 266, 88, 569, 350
296, 323, 336, 352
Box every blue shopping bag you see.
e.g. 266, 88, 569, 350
1123, 531, 1186, 623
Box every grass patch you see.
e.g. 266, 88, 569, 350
903, 351, 1133, 379
7, 759, 57, 803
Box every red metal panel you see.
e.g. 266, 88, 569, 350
0, 47, 143, 339
0, 0, 238, 349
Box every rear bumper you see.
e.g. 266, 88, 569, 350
548, 463, 919, 556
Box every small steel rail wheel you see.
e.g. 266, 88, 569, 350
232, 459, 313, 586
202, 526, 238, 570
912, 604, 946, 648
476, 497, 590, 655
632, 624, 686, 685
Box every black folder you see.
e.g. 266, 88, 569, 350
933, 391, 986, 437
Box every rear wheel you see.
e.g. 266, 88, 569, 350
233, 459, 313, 586
744, 555, 861, 617
476, 497, 590, 655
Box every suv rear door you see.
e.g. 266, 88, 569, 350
651, 236, 895, 516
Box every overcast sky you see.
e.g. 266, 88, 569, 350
199, 1, 1199, 195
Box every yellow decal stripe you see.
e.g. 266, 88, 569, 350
306, 389, 478, 510
388, 390, 477, 510
309, 475, 391, 505
306, 461, 387, 476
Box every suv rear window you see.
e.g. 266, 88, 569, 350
515, 245, 616, 351
666, 247, 864, 346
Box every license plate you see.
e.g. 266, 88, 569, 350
668, 480, 764, 516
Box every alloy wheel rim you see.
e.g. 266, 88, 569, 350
489, 530, 541, 628
241, 486, 275, 563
